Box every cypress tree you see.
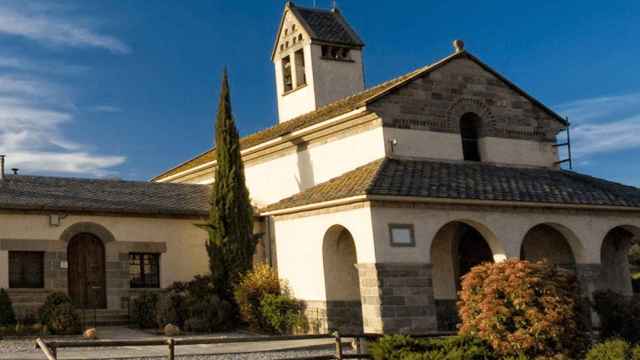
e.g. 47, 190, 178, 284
206, 69, 256, 301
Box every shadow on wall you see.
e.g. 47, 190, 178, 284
295, 141, 315, 191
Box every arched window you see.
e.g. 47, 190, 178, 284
460, 113, 482, 162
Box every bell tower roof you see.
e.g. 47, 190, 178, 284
271, 2, 364, 60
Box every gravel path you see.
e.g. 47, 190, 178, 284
118, 349, 338, 359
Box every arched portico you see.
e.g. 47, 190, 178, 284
322, 225, 363, 332
600, 225, 640, 296
520, 223, 578, 271
431, 220, 501, 331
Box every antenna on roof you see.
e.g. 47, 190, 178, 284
331, 0, 337, 10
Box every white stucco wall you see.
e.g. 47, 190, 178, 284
170, 125, 387, 207
383, 127, 558, 167
309, 44, 364, 110
272, 205, 375, 301
370, 204, 640, 265
275, 42, 318, 123
0, 213, 209, 288
480, 137, 558, 167
245, 126, 385, 206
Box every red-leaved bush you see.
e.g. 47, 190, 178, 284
457, 259, 587, 358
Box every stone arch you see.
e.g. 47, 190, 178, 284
520, 223, 581, 270
321, 224, 363, 332
430, 219, 502, 331
60, 222, 116, 244
447, 97, 495, 133
600, 225, 640, 296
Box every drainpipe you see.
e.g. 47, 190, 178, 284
0, 155, 5, 180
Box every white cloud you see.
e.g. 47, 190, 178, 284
0, 55, 90, 75
556, 93, 640, 158
0, 75, 125, 177
0, 2, 129, 54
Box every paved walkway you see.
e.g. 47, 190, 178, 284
0, 327, 338, 360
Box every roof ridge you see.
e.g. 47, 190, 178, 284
6, 174, 207, 188
364, 157, 390, 194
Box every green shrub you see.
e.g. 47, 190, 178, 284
633, 345, 640, 360
458, 260, 587, 358
0, 289, 16, 326
370, 335, 496, 360
38, 292, 72, 326
155, 291, 184, 328
158, 275, 234, 332
234, 264, 281, 332
586, 339, 632, 360
593, 290, 640, 344
183, 295, 233, 333
259, 293, 305, 334
46, 303, 80, 335
131, 292, 159, 329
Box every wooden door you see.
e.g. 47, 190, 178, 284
67, 233, 107, 309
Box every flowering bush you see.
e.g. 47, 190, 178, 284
234, 264, 281, 331
458, 260, 587, 358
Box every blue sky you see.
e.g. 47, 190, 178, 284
0, 1, 638, 186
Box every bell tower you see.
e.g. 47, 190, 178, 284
272, 2, 365, 123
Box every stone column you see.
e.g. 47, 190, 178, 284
576, 263, 602, 327
358, 263, 437, 334
0, 250, 8, 288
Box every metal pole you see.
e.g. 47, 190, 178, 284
334, 331, 343, 360
167, 338, 175, 360
566, 117, 573, 170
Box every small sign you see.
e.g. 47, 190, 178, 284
60, 261, 68, 269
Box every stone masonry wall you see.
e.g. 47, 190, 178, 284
368, 56, 566, 143
303, 300, 363, 334
358, 263, 437, 334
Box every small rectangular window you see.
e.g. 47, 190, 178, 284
281, 55, 293, 92
389, 224, 416, 247
129, 253, 160, 288
294, 49, 306, 87
9, 251, 44, 288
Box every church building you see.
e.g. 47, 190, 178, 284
153, 2, 640, 333
0, 2, 639, 333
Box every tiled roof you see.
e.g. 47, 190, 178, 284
0, 175, 209, 217
262, 158, 640, 212
154, 50, 568, 181
290, 5, 364, 47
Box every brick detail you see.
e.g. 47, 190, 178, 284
357, 263, 437, 334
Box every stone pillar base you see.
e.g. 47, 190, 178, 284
358, 263, 437, 334
302, 300, 363, 334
